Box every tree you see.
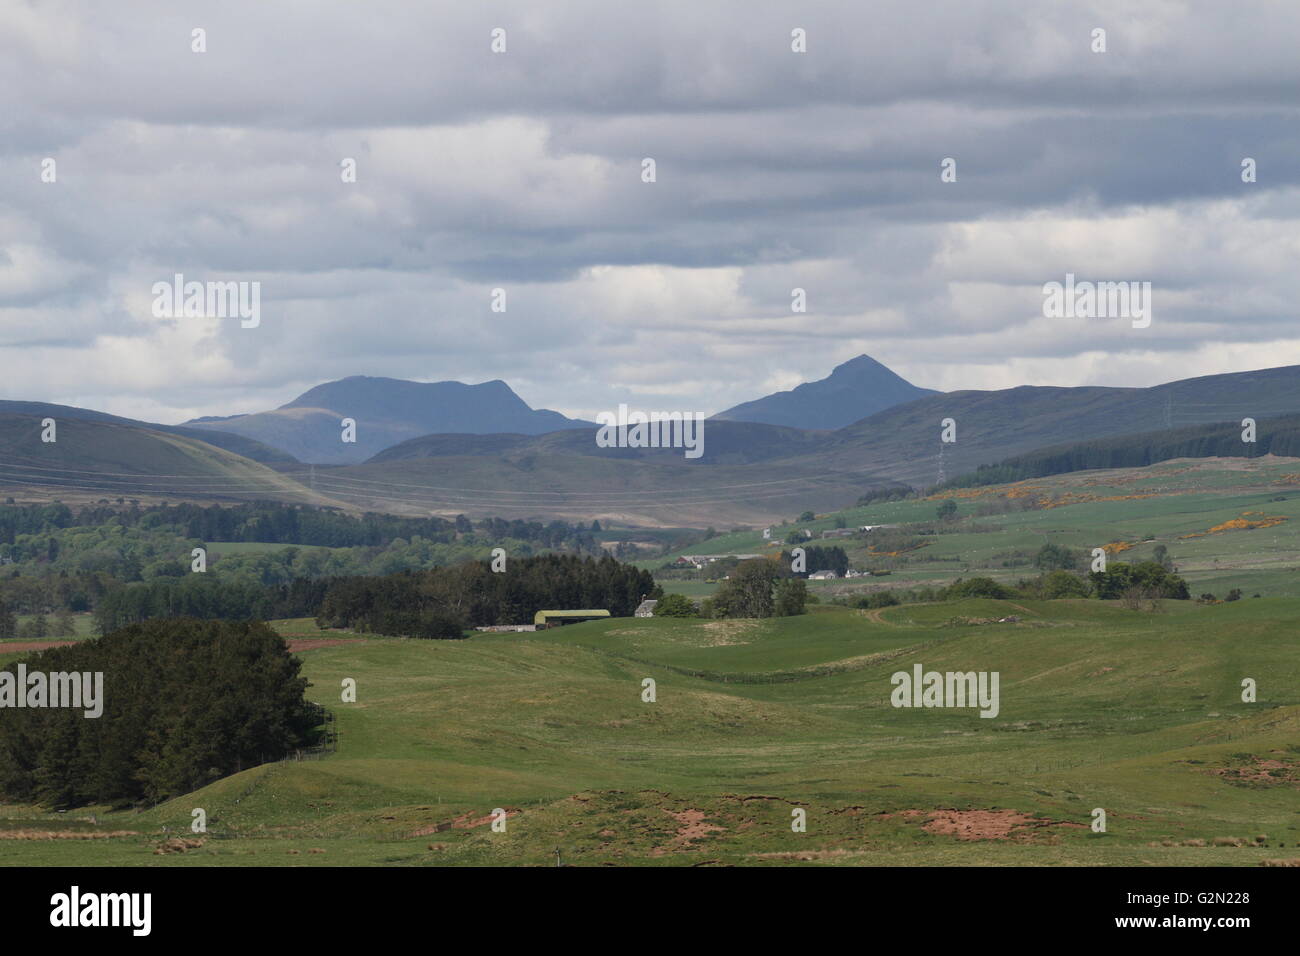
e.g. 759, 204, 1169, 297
1041, 570, 1089, 599
1092, 561, 1188, 604
653, 593, 697, 617
18, 614, 49, 640
1033, 543, 1077, 571
798, 511, 816, 523
1152, 543, 1171, 569
945, 577, 1011, 599
773, 577, 807, 617
52, 608, 77, 638
936, 499, 958, 521
0, 601, 15, 639
711, 559, 777, 619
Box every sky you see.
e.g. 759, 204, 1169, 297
2, 0, 1299, 425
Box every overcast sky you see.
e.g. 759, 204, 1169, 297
2, 0, 1299, 424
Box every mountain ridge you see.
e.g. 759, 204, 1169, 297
711, 354, 938, 430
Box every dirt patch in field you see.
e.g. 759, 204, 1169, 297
285, 637, 363, 653
0, 641, 76, 654
649, 808, 726, 856
883, 808, 1085, 841
1211, 756, 1300, 788
410, 808, 515, 837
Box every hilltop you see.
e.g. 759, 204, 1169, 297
712, 354, 938, 430
184, 376, 592, 465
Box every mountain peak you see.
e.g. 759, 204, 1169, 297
185, 375, 591, 465
710, 354, 937, 430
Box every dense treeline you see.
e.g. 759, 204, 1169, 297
92, 577, 330, 633
836, 560, 1190, 611
90, 554, 658, 637
0, 619, 322, 808
0, 499, 599, 552
318, 554, 659, 636
0, 499, 608, 620
937, 415, 1300, 490
779, 545, 849, 578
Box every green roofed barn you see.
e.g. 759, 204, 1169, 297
533, 609, 611, 629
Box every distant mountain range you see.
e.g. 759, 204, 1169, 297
712, 354, 937, 430
5, 359, 1300, 525
184, 376, 592, 465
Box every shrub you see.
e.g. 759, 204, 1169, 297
653, 593, 697, 618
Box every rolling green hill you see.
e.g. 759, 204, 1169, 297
3, 601, 1297, 866
655, 455, 1300, 599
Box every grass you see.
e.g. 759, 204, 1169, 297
2, 612, 96, 642
655, 457, 1300, 599
3, 598, 1298, 866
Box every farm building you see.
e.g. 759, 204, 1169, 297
533, 609, 611, 629
634, 599, 658, 617
808, 570, 838, 580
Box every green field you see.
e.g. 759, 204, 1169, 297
3, 612, 97, 640
656, 457, 1300, 598
3, 599, 1298, 866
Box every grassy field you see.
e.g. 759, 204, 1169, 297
653, 456, 1300, 599
1, 612, 97, 641
3, 599, 1298, 866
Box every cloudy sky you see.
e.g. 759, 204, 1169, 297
2, 0, 1299, 425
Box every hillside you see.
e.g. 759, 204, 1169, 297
0, 414, 337, 509
367, 418, 825, 466
3, 601, 1297, 866
312, 452, 896, 526
185, 376, 592, 465
661, 455, 1300, 600
813, 364, 1300, 486
942, 414, 1300, 488
0, 400, 296, 466
712, 354, 938, 430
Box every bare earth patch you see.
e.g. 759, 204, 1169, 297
650, 808, 726, 855
883, 808, 1085, 841
410, 808, 515, 837
1211, 755, 1300, 788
